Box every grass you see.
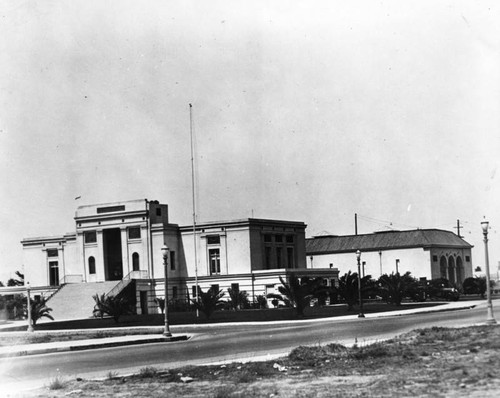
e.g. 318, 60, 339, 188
18, 325, 500, 397
47, 376, 65, 390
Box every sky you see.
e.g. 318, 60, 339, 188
1, 1, 500, 283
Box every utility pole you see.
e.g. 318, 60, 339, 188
355, 213, 358, 235
454, 219, 464, 238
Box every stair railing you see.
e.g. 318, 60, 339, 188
106, 270, 148, 298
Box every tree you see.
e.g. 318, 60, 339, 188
266, 273, 314, 316
7, 271, 24, 287
29, 296, 54, 327
227, 288, 250, 310
378, 272, 417, 306
462, 276, 491, 298
191, 287, 226, 319
335, 271, 371, 311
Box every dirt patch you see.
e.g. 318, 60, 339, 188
10, 325, 500, 397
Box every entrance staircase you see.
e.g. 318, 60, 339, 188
46, 281, 120, 321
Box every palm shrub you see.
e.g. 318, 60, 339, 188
30, 296, 54, 326
93, 294, 131, 323
378, 272, 417, 306
266, 273, 314, 316
335, 271, 371, 311
154, 297, 165, 314
255, 295, 268, 309
227, 288, 250, 310
92, 293, 107, 319
191, 287, 226, 319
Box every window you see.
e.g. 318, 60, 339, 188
209, 249, 221, 274
276, 247, 282, 268
88, 257, 96, 274
170, 251, 176, 271
156, 208, 162, 216
286, 235, 294, 243
231, 283, 239, 292
465, 256, 470, 262
265, 246, 272, 269
432, 255, 438, 262
132, 252, 140, 271
172, 286, 178, 299
207, 235, 220, 245
97, 205, 125, 214
128, 227, 141, 240
49, 261, 59, 286
264, 234, 272, 243
192, 286, 197, 298
211, 284, 220, 293
47, 249, 58, 257
84, 231, 97, 244
275, 235, 283, 243
287, 247, 294, 268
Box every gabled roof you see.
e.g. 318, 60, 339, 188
306, 229, 472, 254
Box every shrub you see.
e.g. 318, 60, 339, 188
93, 294, 131, 323
191, 288, 226, 319
139, 366, 158, 378
47, 376, 65, 390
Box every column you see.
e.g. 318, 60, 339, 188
121, 227, 129, 277
97, 230, 105, 281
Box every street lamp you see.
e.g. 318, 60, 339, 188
395, 259, 400, 274
26, 282, 34, 332
356, 250, 365, 318
161, 245, 172, 337
481, 219, 496, 325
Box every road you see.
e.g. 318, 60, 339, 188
0, 301, 492, 392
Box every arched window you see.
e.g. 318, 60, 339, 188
448, 256, 456, 284
89, 256, 96, 275
132, 252, 140, 271
456, 256, 464, 284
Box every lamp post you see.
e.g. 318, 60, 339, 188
480, 219, 497, 325
356, 250, 365, 318
395, 259, 400, 274
26, 282, 34, 332
161, 245, 172, 337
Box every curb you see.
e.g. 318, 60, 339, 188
0, 335, 189, 358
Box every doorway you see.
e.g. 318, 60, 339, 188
103, 228, 123, 281
140, 291, 148, 315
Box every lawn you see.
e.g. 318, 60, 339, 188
15, 324, 500, 397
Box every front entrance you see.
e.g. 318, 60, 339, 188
103, 228, 123, 281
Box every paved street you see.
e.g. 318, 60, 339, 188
0, 301, 494, 394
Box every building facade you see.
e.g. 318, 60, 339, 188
306, 229, 473, 285
22, 199, 338, 314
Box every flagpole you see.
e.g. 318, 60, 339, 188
189, 103, 199, 318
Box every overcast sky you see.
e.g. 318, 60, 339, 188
1, 1, 499, 282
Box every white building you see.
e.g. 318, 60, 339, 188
306, 229, 473, 285
21, 199, 338, 316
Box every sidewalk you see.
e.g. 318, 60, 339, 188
0, 301, 478, 359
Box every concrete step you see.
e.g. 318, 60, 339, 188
46, 281, 120, 321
